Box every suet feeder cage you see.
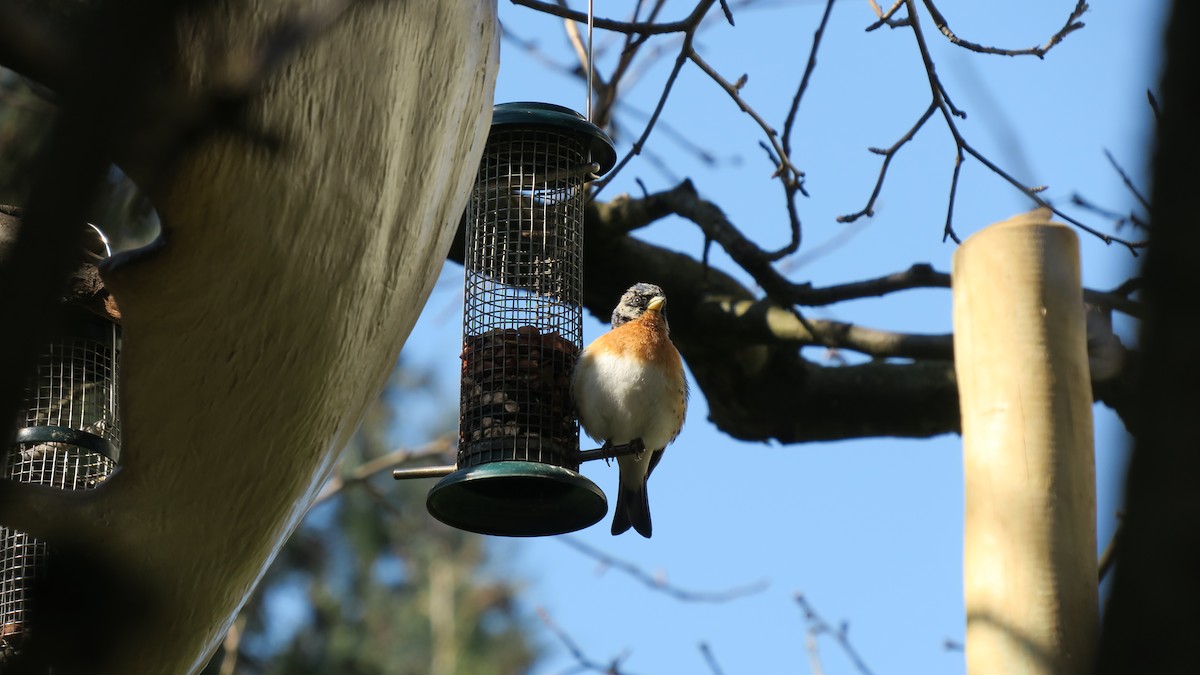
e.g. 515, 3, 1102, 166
423, 102, 616, 536
0, 225, 121, 657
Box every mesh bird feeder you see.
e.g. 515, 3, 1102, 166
0, 224, 121, 657
424, 102, 616, 536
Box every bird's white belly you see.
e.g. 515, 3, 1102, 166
573, 350, 679, 451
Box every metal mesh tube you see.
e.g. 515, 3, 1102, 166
1, 323, 120, 655
459, 127, 588, 470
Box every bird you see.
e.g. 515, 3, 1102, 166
572, 283, 688, 537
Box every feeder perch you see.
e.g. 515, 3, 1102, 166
422, 102, 616, 536
1, 224, 121, 657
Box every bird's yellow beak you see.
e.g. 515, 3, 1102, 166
647, 296, 666, 312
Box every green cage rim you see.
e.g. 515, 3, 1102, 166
490, 102, 617, 176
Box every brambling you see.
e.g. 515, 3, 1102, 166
572, 283, 688, 537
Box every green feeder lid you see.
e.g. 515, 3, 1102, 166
491, 102, 617, 176
426, 461, 608, 537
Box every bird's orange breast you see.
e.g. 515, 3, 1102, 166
590, 312, 681, 372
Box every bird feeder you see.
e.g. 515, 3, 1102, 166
0, 224, 121, 655
423, 102, 616, 536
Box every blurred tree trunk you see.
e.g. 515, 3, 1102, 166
1095, 0, 1200, 672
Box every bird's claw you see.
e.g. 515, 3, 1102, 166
630, 438, 645, 459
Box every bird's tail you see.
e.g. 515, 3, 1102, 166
611, 481, 652, 538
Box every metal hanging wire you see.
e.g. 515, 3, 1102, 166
586, 0, 594, 123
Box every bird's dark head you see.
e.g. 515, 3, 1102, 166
611, 282, 668, 328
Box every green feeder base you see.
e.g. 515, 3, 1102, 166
426, 461, 607, 537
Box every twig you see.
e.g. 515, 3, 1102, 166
602, 184, 1146, 316
838, 102, 937, 223
903, 0, 1146, 253
499, 24, 582, 77
699, 642, 725, 675
1070, 193, 1149, 231
718, 0, 734, 25
592, 0, 722, 197
805, 630, 827, 675
315, 437, 454, 505
687, 47, 806, 255
795, 593, 876, 675
769, 0, 838, 259
943, 145, 964, 243
782, 0, 835, 169
866, 0, 908, 31
511, 0, 702, 36
537, 607, 638, 675
920, 0, 1088, 58
1104, 148, 1152, 213
561, 536, 769, 602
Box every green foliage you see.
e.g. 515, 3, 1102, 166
201, 365, 536, 674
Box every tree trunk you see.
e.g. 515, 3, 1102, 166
1095, 1, 1200, 671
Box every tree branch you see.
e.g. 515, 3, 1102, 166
510, 0, 698, 36
919, 0, 1088, 58
313, 438, 454, 506
446, 182, 1141, 443
697, 294, 953, 360
561, 536, 768, 602
902, 0, 1146, 252
602, 182, 1143, 315
795, 594, 877, 675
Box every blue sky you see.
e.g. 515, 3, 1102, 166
397, 2, 1167, 673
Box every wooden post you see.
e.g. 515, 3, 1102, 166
952, 209, 1098, 675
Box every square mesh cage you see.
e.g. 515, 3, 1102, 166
459, 125, 589, 471
1, 319, 120, 656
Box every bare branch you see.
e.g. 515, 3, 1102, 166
867, 0, 908, 31
1070, 193, 1149, 232
902, 0, 1146, 253
597, 184, 1143, 317
699, 642, 725, 675
314, 438, 454, 506
442, 150, 1142, 446
943, 145, 965, 243
782, 0, 836, 163
499, 23, 580, 77
701, 294, 953, 359
537, 607, 640, 675
920, 0, 1088, 58
511, 0, 704, 36
795, 594, 877, 675
687, 47, 805, 261
838, 102, 937, 223
1104, 148, 1152, 213
561, 536, 769, 602
592, 1, 722, 196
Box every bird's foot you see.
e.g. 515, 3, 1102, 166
630, 438, 645, 458
602, 440, 614, 466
